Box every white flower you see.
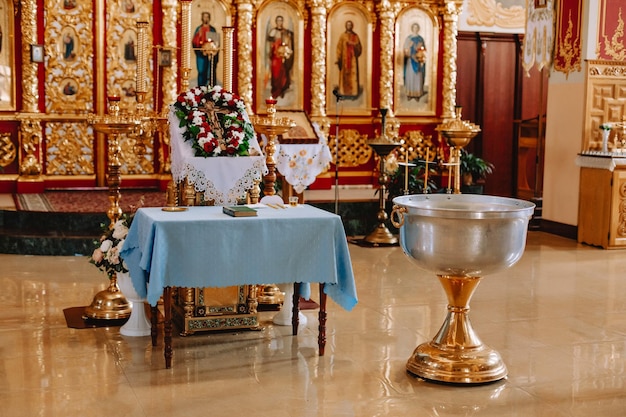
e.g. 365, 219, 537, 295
112, 220, 128, 240
600, 123, 613, 131
100, 239, 113, 253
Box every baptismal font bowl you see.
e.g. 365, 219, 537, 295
391, 194, 535, 384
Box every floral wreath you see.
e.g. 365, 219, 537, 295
173, 85, 255, 157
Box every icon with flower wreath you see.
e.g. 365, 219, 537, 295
173, 85, 256, 157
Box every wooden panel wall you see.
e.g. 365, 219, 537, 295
457, 32, 547, 198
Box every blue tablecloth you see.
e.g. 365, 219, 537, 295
120, 205, 358, 311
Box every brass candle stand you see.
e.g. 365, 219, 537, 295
85, 96, 139, 320
364, 109, 400, 245
251, 98, 295, 196
436, 106, 481, 194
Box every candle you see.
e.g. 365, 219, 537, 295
404, 148, 409, 193
424, 148, 429, 193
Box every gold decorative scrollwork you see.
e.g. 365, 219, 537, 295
44, 0, 94, 113
106, 0, 155, 113
555, 10, 581, 79
21, 0, 39, 112
161, 0, 178, 109
401, 130, 442, 162
236, 0, 254, 114
465, 0, 525, 29
329, 128, 373, 167
45, 122, 94, 175
440, 0, 462, 120
0, 133, 16, 168
600, 8, 626, 61
308, 0, 330, 118
18, 118, 43, 176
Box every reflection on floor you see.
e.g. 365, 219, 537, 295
2, 232, 626, 416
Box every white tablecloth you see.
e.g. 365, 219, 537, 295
169, 110, 268, 205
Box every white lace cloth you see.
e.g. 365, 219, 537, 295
275, 143, 332, 193
169, 109, 268, 205
576, 154, 626, 171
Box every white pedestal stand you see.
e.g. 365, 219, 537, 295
272, 284, 307, 327
117, 272, 152, 336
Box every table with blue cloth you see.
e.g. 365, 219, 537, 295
120, 204, 358, 368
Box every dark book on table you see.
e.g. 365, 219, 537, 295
223, 206, 258, 217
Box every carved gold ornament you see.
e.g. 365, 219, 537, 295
329, 128, 373, 167
0, 133, 16, 168
465, 0, 525, 29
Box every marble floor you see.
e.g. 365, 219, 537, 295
2, 231, 626, 416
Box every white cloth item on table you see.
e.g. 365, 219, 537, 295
275, 143, 332, 194
169, 109, 268, 205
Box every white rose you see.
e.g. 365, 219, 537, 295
112, 221, 128, 240
100, 239, 113, 252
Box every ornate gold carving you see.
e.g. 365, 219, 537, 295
555, 10, 581, 79
0, 133, 16, 168
21, 0, 39, 112
308, 0, 329, 118
618, 179, 626, 238
161, 0, 178, 108
236, 0, 254, 114
44, 0, 94, 113
329, 128, 373, 167
440, 1, 462, 120
601, 7, 626, 62
106, 0, 155, 113
465, 0, 525, 29
401, 130, 442, 162
18, 118, 43, 176
45, 122, 94, 175
583, 60, 626, 152
376, 0, 399, 116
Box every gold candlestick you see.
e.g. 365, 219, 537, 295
251, 98, 295, 196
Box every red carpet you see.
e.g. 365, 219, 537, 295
15, 190, 167, 213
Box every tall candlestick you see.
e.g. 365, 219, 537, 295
424, 148, 429, 193
404, 148, 409, 193
222, 27, 234, 92
180, 0, 192, 92
135, 21, 149, 94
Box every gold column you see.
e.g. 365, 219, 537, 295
161, 0, 178, 108
222, 27, 235, 92
180, 0, 193, 93
236, 0, 254, 114
21, 0, 39, 113
441, 1, 463, 120
376, 0, 397, 117
309, 0, 329, 119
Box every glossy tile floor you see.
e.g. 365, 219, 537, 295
2, 231, 626, 416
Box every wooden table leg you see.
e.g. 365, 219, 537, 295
292, 282, 301, 335
163, 286, 173, 369
318, 283, 327, 356
150, 305, 158, 347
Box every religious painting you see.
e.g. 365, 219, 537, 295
255, 1, 304, 113
276, 111, 318, 143
0, 0, 15, 110
159, 48, 172, 67
326, 4, 372, 116
120, 29, 137, 62
60, 78, 79, 96
190, 0, 231, 89
59, 26, 79, 62
394, 7, 438, 116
